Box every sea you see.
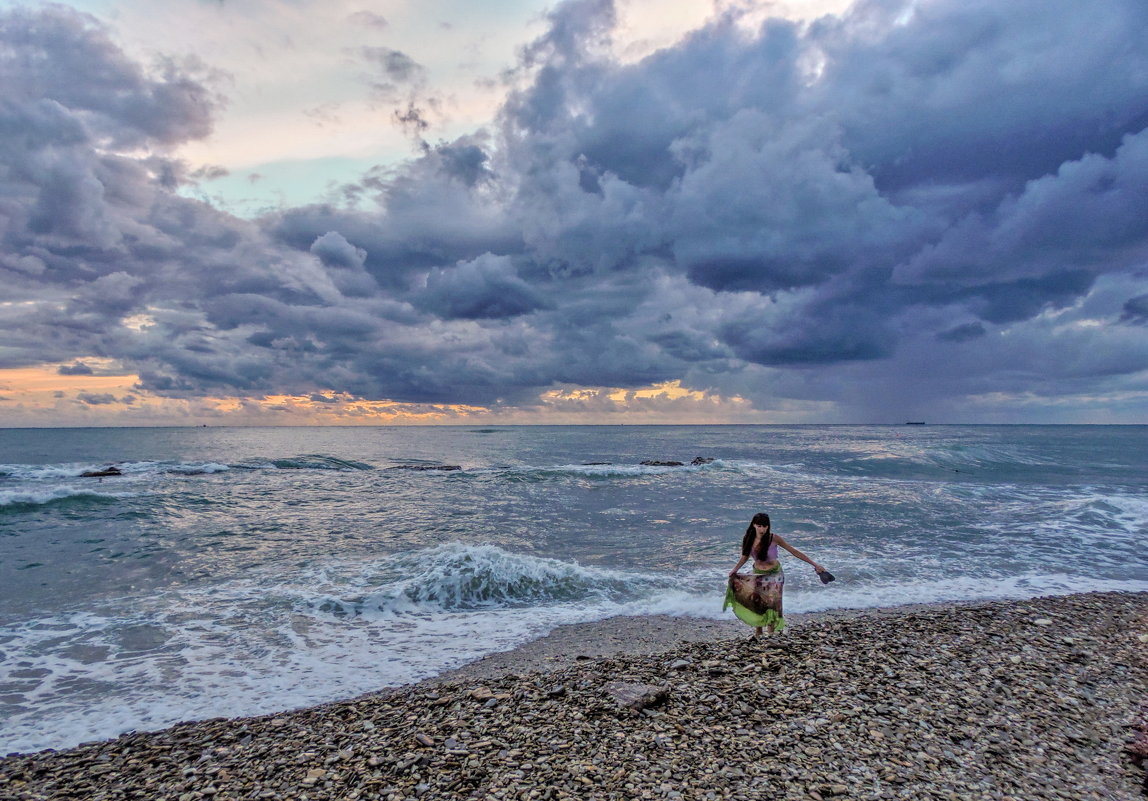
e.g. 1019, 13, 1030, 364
1, 424, 1145, 754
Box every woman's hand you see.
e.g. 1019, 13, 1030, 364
813, 563, 825, 574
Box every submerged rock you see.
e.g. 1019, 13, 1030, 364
79, 467, 122, 478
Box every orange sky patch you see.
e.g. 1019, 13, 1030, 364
0, 364, 137, 396
0, 367, 779, 426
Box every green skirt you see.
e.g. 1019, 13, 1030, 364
724, 565, 785, 630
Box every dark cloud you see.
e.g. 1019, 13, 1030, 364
480, 0, 1148, 398
434, 141, 493, 188
961, 270, 1095, 325
0, 6, 341, 391
718, 289, 896, 366
310, 231, 365, 270
1122, 294, 1148, 325
936, 322, 986, 343
392, 102, 431, 136
361, 47, 425, 84
76, 392, 117, 405
415, 254, 550, 319
816, 0, 1148, 193
358, 47, 441, 141
265, 136, 522, 289
3, 0, 1148, 420
0, 8, 216, 149
58, 362, 94, 375
893, 131, 1148, 288
189, 164, 228, 181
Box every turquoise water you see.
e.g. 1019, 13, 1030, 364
1, 424, 1145, 753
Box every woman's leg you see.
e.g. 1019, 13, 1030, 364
770, 570, 784, 634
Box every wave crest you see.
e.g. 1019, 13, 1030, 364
0, 488, 121, 510
315, 544, 659, 614
235, 455, 374, 471
492, 460, 733, 482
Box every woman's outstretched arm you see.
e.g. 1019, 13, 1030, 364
774, 535, 825, 573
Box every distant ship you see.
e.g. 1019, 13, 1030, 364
905, 421, 926, 425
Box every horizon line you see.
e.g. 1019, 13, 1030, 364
2, 421, 1145, 431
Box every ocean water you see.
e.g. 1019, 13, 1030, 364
1, 424, 1145, 754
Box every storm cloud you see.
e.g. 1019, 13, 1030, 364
1, 0, 1146, 420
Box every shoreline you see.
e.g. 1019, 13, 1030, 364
2, 591, 1146, 800
425, 600, 993, 687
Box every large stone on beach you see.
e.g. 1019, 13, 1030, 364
604, 681, 668, 711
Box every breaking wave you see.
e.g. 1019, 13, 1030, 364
0, 487, 123, 510
311, 544, 666, 615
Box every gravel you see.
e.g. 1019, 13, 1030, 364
1, 590, 1145, 801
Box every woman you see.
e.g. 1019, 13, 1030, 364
724, 512, 827, 636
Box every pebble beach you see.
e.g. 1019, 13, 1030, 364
2, 591, 1145, 801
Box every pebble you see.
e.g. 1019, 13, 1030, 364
0, 591, 1144, 801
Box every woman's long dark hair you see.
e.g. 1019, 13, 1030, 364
741, 513, 772, 558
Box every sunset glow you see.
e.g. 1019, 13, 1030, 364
0, 369, 778, 426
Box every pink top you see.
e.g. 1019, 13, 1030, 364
754, 537, 778, 562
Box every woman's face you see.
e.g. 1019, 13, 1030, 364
753, 522, 767, 534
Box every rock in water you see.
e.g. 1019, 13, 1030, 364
80, 467, 122, 478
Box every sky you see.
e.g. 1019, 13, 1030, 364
0, 0, 1146, 426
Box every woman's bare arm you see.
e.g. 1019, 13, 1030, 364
774, 535, 825, 572
729, 554, 749, 576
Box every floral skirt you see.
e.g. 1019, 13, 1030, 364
724, 565, 785, 631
